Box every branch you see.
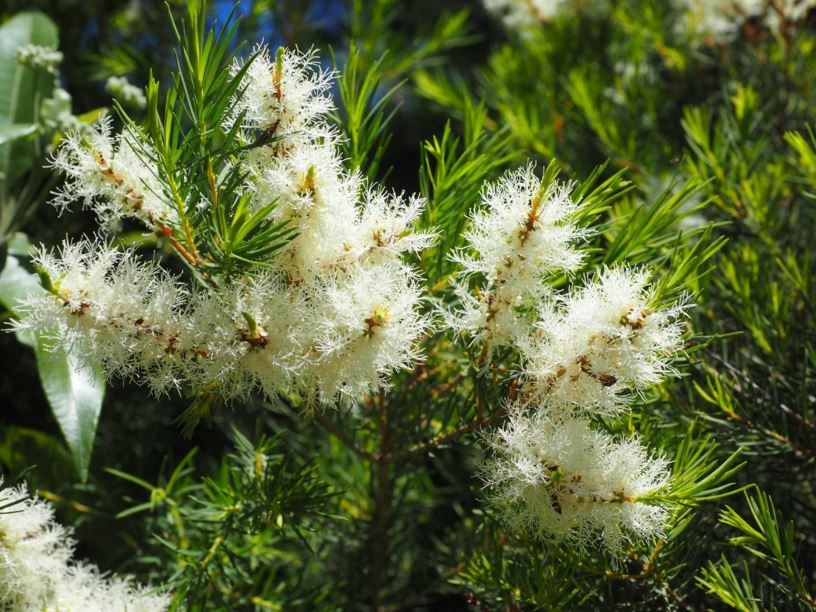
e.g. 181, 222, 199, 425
314, 412, 373, 461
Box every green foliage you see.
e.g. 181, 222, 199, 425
111, 430, 334, 610
418, 101, 515, 279
31, 336, 105, 483
350, 0, 473, 78
700, 490, 816, 610
1, 0, 815, 609
0, 236, 105, 482
0, 12, 57, 199
331, 43, 399, 182
134, 2, 296, 282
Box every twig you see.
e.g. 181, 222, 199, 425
315, 412, 373, 461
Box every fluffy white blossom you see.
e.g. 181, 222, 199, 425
225, 46, 334, 149
0, 485, 73, 608
354, 190, 437, 263
16, 43, 63, 73
244, 140, 364, 278
521, 266, 686, 416
50, 115, 175, 229
13, 239, 196, 396
449, 165, 688, 551
21, 45, 435, 407
447, 163, 588, 353
678, 0, 816, 43
484, 413, 670, 555
185, 273, 306, 402
483, 0, 607, 33
299, 263, 431, 404
105, 75, 147, 109
0, 484, 168, 611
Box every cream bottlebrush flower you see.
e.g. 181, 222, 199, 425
105, 75, 147, 109
484, 412, 670, 555
246, 139, 433, 279
13, 239, 198, 396
299, 263, 431, 405
0, 485, 74, 609
49, 564, 169, 612
50, 115, 176, 229
225, 46, 334, 149
521, 266, 686, 416
15, 43, 63, 73
244, 140, 364, 279
353, 189, 437, 262
448, 163, 588, 353
483, 0, 607, 32
187, 273, 307, 402
0, 484, 168, 611
678, 0, 815, 43
25, 46, 434, 408
13, 240, 431, 405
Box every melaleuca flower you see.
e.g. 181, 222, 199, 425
521, 266, 686, 416
50, 115, 176, 229
299, 262, 431, 404
484, 412, 670, 555
0, 484, 168, 611
187, 273, 308, 402
677, 0, 816, 43
447, 163, 588, 354
483, 0, 608, 33
0, 485, 73, 608
244, 140, 365, 279
105, 75, 147, 109
353, 189, 437, 263
13, 239, 196, 396
15, 43, 63, 73
20, 45, 434, 409
49, 564, 168, 612
225, 45, 334, 149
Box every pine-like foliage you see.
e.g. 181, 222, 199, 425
0, 0, 814, 610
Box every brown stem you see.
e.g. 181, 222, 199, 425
157, 223, 199, 266
370, 390, 393, 611
606, 541, 691, 609
315, 412, 373, 461
399, 405, 508, 461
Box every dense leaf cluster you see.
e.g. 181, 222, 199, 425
0, 1, 814, 610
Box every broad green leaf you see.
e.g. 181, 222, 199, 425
0, 12, 58, 195
0, 241, 105, 481
33, 337, 105, 482
0, 123, 37, 146
0, 249, 40, 347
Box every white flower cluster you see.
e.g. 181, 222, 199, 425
15, 43, 63, 74
105, 75, 147, 110
450, 165, 685, 552
0, 484, 168, 611
678, 0, 816, 43
447, 163, 587, 356
18, 47, 434, 406
484, 0, 815, 41
483, 0, 607, 33
49, 115, 175, 230
227, 47, 334, 149
522, 267, 685, 416
484, 413, 669, 554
